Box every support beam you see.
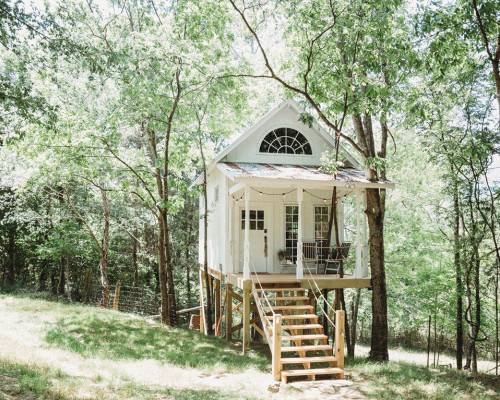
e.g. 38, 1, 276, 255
225, 283, 233, 340
243, 287, 251, 354
199, 269, 205, 334
215, 278, 221, 336
243, 185, 251, 280
272, 314, 282, 381
335, 310, 345, 376
296, 188, 304, 280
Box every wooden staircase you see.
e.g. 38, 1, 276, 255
252, 284, 345, 383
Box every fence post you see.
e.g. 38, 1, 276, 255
335, 310, 345, 372
113, 282, 121, 310
272, 314, 282, 381
83, 268, 92, 304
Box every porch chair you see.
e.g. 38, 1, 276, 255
302, 242, 319, 274
324, 242, 352, 275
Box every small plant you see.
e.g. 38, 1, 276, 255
278, 249, 292, 262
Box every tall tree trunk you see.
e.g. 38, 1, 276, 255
99, 189, 111, 308
366, 187, 389, 361
133, 237, 139, 286
349, 288, 362, 357
157, 212, 170, 324
453, 176, 463, 369
65, 255, 71, 302
7, 226, 15, 285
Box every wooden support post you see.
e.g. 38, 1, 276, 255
243, 286, 251, 354
82, 268, 92, 304
199, 269, 205, 334
335, 310, 345, 374
272, 314, 282, 381
226, 283, 233, 340
113, 282, 121, 310
215, 278, 221, 336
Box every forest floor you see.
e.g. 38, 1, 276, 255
0, 293, 499, 400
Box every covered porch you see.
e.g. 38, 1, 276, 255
221, 162, 395, 282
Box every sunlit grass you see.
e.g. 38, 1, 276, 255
43, 299, 269, 373
0, 358, 257, 400
348, 357, 500, 400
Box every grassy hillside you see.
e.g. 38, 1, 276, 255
1, 293, 499, 400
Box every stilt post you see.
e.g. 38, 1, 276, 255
335, 310, 345, 371
226, 283, 233, 340
215, 278, 221, 336
243, 283, 251, 354
272, 314, 282, 381
199, 269, 205, 334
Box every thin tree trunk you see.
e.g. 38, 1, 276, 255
349, 288, 361, 357
99, 189, 111, 308
133, 237, 139, 286
453, 175, 463, 369
7, 226, 15, 285
65, 255, 71, 302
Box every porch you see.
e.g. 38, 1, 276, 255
221, 270, 371, 290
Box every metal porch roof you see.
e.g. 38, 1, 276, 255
217, 162, 395, 189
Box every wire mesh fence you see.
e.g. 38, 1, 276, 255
87, 283, 160, 316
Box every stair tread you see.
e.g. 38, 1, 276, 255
281, 367, 344, 377
263, 305, 313, 311
268, 324, 323, 330
265, 314, 318, 320
281, 356, 337, 364
281, 345, 332, 352
260, 296, 309, 301
281, 334, 328, 341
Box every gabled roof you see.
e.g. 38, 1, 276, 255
193, 99, 362, 185
213, 99, 360, 167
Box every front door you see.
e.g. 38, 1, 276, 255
237, 204, 272, 273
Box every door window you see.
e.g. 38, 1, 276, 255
241, 210, 265, 230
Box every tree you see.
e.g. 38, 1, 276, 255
228, 0, 414, 361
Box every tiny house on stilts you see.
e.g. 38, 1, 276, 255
194, 100, 395, 383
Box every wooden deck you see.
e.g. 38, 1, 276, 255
207, 268, 371, 290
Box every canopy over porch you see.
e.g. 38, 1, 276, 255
219, 162, 395, 281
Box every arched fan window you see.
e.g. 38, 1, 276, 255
259, 128, 312, 155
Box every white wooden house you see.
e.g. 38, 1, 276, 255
195, 100, 394, 383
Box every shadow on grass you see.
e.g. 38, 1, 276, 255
347, 357, 500, 400
45, 309, 270, 373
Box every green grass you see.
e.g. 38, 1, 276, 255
45, 306, 269, 373
0, 359, 68, 400
348, 357, 500, 400
0, 358, 256, 400
3, 293, 500, 400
